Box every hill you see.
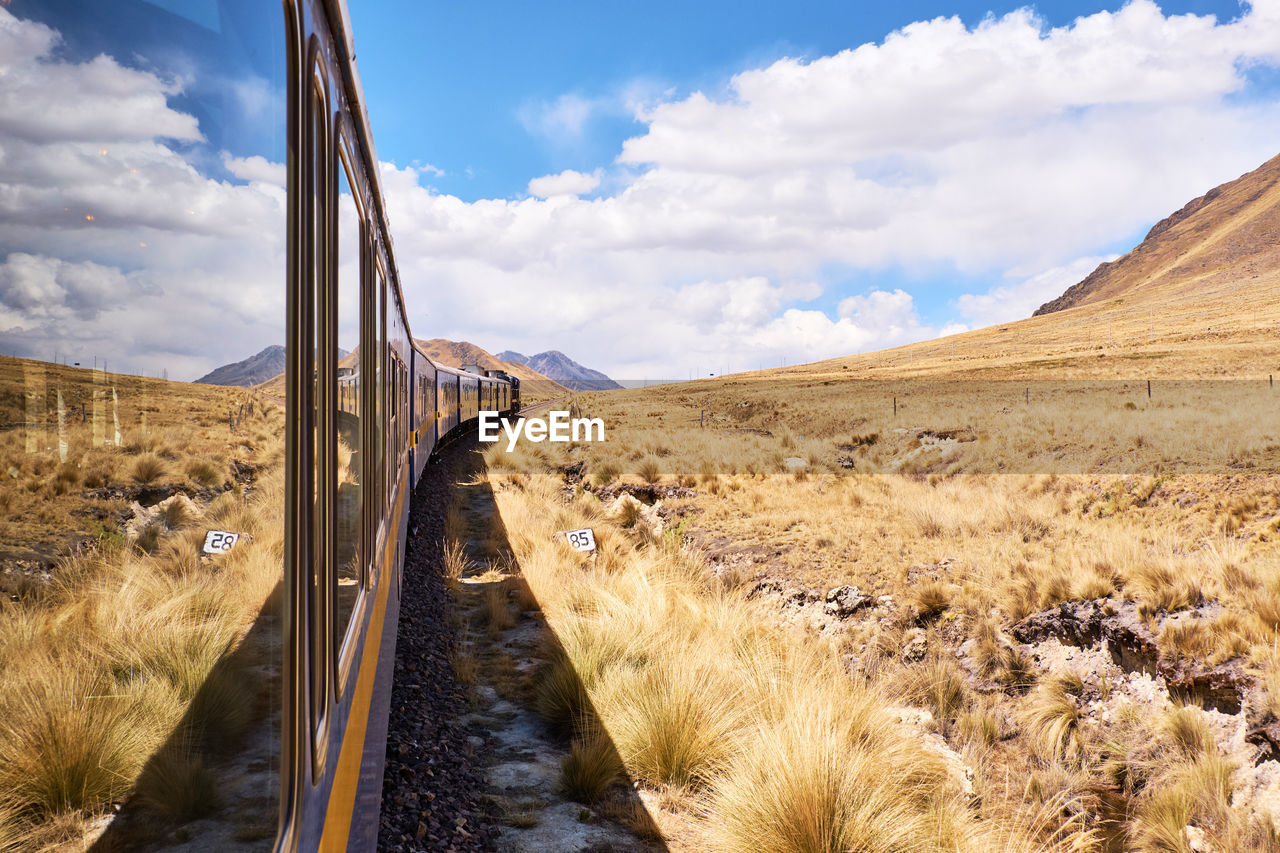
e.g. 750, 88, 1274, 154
497, 349, 620, 391
414, 339, 562, 388
253, 340, 567, 401
195, 345, 285, 387
1034, 151, 1280, 316
413, 339, 569, 402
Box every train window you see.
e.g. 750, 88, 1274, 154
334, 142, 363, 663
375, 264, 385, 529
308, 70, 332, 773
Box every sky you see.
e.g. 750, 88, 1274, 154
343, 0, 1280, 377
2, 1, 1280, 380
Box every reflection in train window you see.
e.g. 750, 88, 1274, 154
373, 265, 385, 539
0, 2, 285, 844
309, 73, 330, 758
335, 144, 363, 657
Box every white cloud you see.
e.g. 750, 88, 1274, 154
224, 153, 286, 186
527, 168, 602, 198
9, 3, 1280, 380
0, 8, 285, 379
519, 93, 597, 142
954, 255, 1117, 327
0, 11, 201, 145
377, 0, 1280, 377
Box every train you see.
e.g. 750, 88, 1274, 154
279, 2, 520, 848
0, 0, 518, 850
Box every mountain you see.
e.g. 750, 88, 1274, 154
196, 345, 285, 387
1034, 152, 1280, 316
413, 339, 568, 393
496, 350, 620, 391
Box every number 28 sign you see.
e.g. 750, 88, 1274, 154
203, 530, 242, 554
563, 528, 597, 553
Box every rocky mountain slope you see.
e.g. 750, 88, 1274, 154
413, 339, 563, 391
195, 345, 285, 387
1035, 151, 1280, 316
497, 350, 620, 391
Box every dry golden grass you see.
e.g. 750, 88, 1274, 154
559, 729, 624, 803
479, 283, 1280, 850
484, 454, 1102, 851
0, 358, 283, 847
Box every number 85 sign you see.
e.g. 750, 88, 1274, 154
563, 528, 596, 553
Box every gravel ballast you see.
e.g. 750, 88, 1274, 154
378, 441, 499, 852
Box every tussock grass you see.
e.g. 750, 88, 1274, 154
0, 668, 156, 817
559, 730, 623, 802
131, 742, 220, 821
441, 538, 475, 584
897, 656, 967, 727
0, 380, 284, 843
485, 462, 1076, 852
595, 657, 747, 788
185, 459, 224, 488
1022, 675, 1084, 764
707, 702, 964, 853
130, 452, 168, 485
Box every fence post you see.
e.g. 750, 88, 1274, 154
893, 396, 897, 417
1147, 379, 1151, 399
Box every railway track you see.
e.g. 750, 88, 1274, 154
378, 440, 499, 852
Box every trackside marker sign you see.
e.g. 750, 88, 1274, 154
203, 530, 242, 554
563, 528, 596, 552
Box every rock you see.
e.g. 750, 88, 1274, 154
595, 482, 696, 503
158, 493, 200, 519
1184, 824, 1213, 852
890, 706, 934, 729
605, 494, 644, 524
890, 706, 975, 800
902, 628, 928, 662
638, 501, 664, 536
783, 456, 808, 471
1011, 598, 1250, 714
824, 585, 870, 618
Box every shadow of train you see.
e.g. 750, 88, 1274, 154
381, 441, 668, 851
90, 589, 281, 851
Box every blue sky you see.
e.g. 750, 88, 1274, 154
342, 0, 1276, 377
350, 0, 1245, 201
2, 1, 1276, 378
